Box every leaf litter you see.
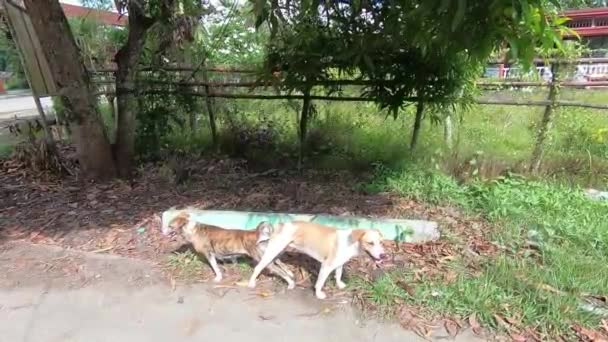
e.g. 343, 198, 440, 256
2, 152, 606, 341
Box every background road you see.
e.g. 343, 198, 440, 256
0, 91, 53, 121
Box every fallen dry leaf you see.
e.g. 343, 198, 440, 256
257, 291, 273, 298
443, 270, 458, 284
469, 313, 482, 335
524, 328, 542, 341
572, 324, 608, 342
396, 280, 416, 296
412, 324, 430, 339
444, 319, 459, 337
602, 320, 608, 335
494, 314, 512, 331
510, 333, 527, 342
537, 283, 564, 295
398, 306, 418, 330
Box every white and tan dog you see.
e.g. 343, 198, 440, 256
248, 221, 387, 299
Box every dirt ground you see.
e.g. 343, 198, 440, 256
0, 241, 485, 342
1, 154, 491, 258
1, 150, 499, 339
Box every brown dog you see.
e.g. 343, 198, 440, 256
162, 212, 295, 288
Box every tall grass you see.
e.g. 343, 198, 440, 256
158, 88, 608, 184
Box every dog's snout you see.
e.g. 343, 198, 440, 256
379, 253, 388, 260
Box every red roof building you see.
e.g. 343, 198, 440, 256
60, 3, 127, 27
564, 8, 608, 38
562, 8, 608, 53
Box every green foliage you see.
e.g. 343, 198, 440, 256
201, 1, 267, 66
68, 17, 126, 67
0, 22, 28, 89
81, 0, 115, 10
135, 91, 185, 160
365, 159, 608, 336
557, 0, 607, 8
249, 0, 566, 115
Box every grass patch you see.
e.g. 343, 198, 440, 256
0, 143, 13, 158
166, 250, 254, 281
145, 88, 608, 184
360, 167, 608, 338
166, 250, 207, 280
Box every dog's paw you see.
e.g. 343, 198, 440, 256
213, 275, 223, 282
247, 280, 257, 289
287, 281, 296, 290
315, 290, 327, 300
336, 281, 347, 290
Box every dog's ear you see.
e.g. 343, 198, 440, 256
170, 212, 190, 229
255, 221, 274, 244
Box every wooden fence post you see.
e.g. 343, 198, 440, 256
529, 63, 560, 174
201, 65, 218, 151
298, 88, 312, 171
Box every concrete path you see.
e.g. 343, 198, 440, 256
0, 92, 52, 120
0, 242, 483, 342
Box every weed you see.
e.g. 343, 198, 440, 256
361, 165, 608, 337
166, 250, 206, 280
0, 143, 13, 158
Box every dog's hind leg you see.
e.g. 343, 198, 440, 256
314, 263, 336, 300
266, 262, 295, 290
248, 235, 292, 288
334, 265, 346, 289
207, 253, 223, 282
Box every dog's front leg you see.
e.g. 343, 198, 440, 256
207, 253, 223, 282
315, 264, 335, 300
334, 265, 346, 289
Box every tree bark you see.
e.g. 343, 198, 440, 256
114, 4, 154, 178
529, 64, 560, 174
23, 0, 116, 180
410, 101, 424, 150
443, 110, 453, 150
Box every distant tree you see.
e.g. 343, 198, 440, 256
248, 0, 568, 150
558, 0, 607, 8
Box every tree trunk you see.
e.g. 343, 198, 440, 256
529, 64, 559, 174
443, 111, 453, 150
23, 0, 116, 180
410, 101, 424, 150
114, 5, 154, 178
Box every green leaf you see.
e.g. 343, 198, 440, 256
451, 0, 466, 32
507, 38, 519, 60
439, 0, 451, 13
363, 54, 375, 73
